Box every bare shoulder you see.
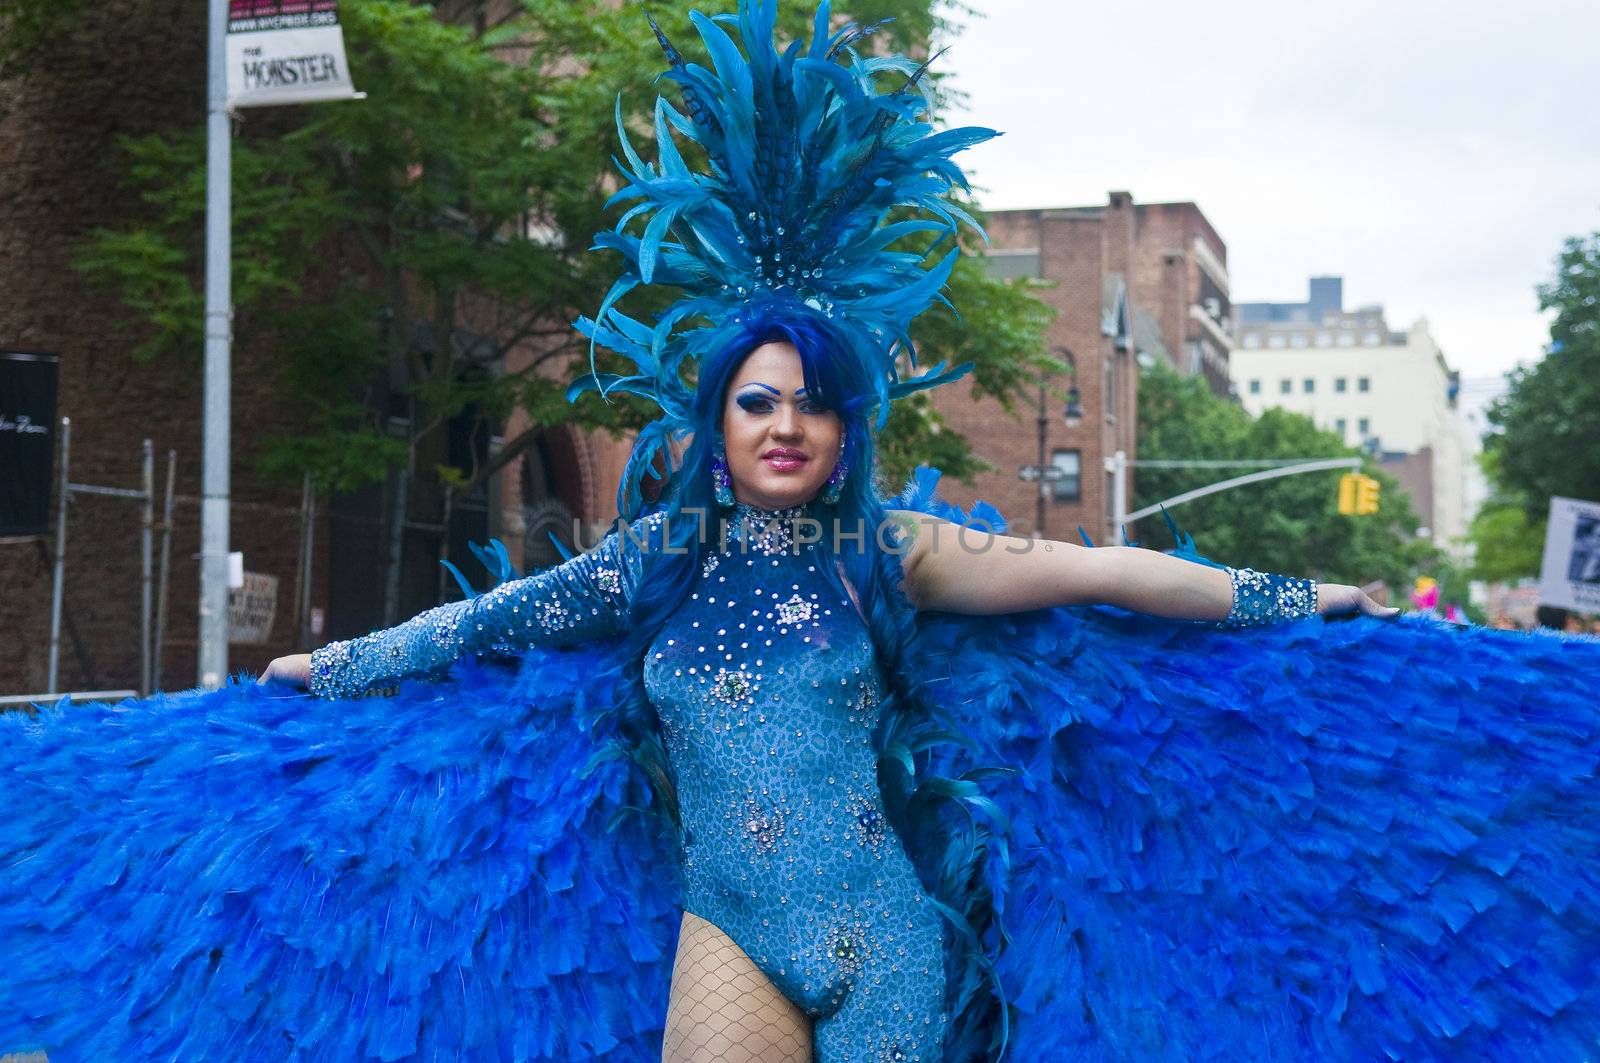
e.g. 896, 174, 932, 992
881, 509, 993, 608
880, 509, 953, 557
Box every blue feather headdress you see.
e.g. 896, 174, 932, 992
568, 0, 998, 515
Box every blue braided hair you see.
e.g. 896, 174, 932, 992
569, 4, 1010, 1057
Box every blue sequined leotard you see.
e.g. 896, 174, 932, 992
309, 507, 948, 1062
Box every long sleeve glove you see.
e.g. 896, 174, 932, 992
307, 518, 656, 699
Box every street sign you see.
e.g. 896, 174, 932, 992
1018, 465, 1064, 482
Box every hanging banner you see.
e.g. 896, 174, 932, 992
0, 350, 60, 541
227, 1, 362, 109
1539, 495, 1600, 614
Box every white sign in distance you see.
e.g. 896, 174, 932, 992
228, 572, 280, 646
227, 11, 361, 109
1538, 495, 1600, 614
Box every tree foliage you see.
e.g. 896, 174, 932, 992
1469, 230, 1600, 582
1131, 366, 1437, 587
1483, 232, 1600, 516
77, 0, 1048, 502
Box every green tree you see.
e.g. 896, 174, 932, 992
1131, 366, 1436, 587
1466, 451, 1546, 584
1469, 230, 1600, 582
77, 0, 1050, 616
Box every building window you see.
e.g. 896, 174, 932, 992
1248, 379, 1261, 394
1290, 332, 1309, 348
1104, 356, 1117, 422
1303, 378, 1315, 394
1279, 378, 1292, 395
1051, 449, 1081, 502
1315, 332, 1333, 347
1358, 417, 1370, 435
1243, 333, 1262, 349
1267, 334, 1287, 349
1363, 332, 1381, 346
1335, 417, 1347, 435
1337, 333, 1356, 347
1358, 376, 1371, 393
1335, 377, 1347, 393
1106, 471, 1116, 529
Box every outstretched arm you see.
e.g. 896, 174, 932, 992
264, 519, 654, 698
891, 512, 1394, 622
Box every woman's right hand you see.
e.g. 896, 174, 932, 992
258, 653, 313, 688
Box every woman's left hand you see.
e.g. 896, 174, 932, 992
1316, 583, 1400, 619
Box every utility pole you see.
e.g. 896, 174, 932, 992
199, 0, 232, 687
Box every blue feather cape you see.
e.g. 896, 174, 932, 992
4, 496, 1600, 1060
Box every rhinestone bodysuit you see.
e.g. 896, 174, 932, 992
308, 507, 947, 1062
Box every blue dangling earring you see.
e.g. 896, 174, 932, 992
821, 444, 847, 505
711, 438, 736, 508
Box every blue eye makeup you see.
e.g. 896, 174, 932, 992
732, 383, 830, 415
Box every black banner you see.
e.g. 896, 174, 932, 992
0, 350, 60, 539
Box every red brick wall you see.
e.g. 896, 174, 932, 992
0, 1, 329, 695
1129, 201, 1232, 393
934, 201, 1138, 543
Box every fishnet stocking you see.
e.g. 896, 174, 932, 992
662, 912, 813, 1063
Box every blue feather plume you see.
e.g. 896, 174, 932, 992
575, 1, 998, 516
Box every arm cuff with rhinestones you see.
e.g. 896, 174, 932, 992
307, 641, 362, 699
1223, 567, 1318, 627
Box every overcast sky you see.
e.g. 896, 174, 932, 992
943, 0, 1600, 379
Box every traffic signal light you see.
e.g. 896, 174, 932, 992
1356, 474, 1379, 515
1337, 473, 1380, 515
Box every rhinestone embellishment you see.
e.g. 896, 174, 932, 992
710, 668, 754, 707
744, 798, 787, 853
776, 594, 816, 626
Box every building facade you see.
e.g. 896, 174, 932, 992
932, 192, 1232, 543
1231, 277, 1472, 555
0, 1, 628, 696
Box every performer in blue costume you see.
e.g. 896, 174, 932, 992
4, 3, 1600, 1062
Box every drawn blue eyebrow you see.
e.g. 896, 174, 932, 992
736, 383, 823, 401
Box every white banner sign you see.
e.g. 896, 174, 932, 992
1539, 495, 1600, 614
227, 2, 361, 109
228, 571, 281, 646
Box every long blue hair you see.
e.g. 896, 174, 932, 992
592, 300, 1010, 1059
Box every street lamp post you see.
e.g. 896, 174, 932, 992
1035, 378, 1048, 535
1018, 351, 1080, 539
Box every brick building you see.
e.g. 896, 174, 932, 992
932, 192, 1232, 542
0, 2, 627, 696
